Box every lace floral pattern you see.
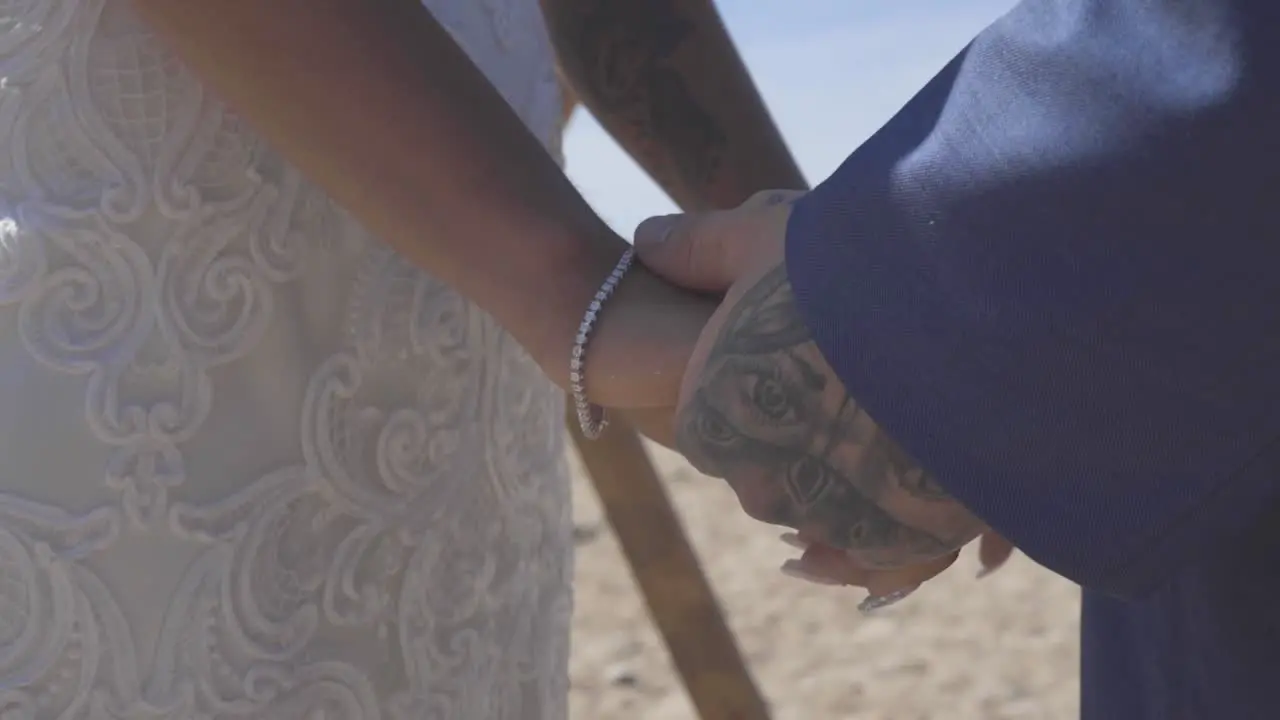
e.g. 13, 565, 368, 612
0, 0, 570, 717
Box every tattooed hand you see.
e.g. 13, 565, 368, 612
634, 191, 988, 607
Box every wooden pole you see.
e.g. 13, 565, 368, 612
568, 409, 772, 720
557, 72, 769, 720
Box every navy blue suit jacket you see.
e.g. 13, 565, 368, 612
786, 1, 1280, 716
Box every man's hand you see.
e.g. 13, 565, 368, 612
634, 191, 988, 604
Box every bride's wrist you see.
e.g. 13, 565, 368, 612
506, 229, 711, 410
513, 236, 631, 388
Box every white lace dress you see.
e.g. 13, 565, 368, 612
0, 0, 572, 717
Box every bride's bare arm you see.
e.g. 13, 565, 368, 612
131, 0, 704, 403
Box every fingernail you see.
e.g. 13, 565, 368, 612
779, 559, 842, 586
635, 215, 678, 247
858, 586, 917, 614
779, 532, 808, 550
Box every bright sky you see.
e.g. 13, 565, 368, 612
562, 0, 1017, 235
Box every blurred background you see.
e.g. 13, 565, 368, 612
561, 2, 1081, 718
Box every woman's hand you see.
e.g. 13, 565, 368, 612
590, 266, 717, 448
778, 529, 1019, 611
532, 259, 718, 418
631, 190, 989, 611
619, 406, 681, 449
977, 531, 1017, 578
778, 532, 960, 611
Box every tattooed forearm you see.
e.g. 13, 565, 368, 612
544, 0, 809, 208
677, 264, 984, 567
889, 442, 954, 501
542, 0, 725, 192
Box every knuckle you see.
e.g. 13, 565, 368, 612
745, 190, 779, 207
733, 481, 783, 524
673, 410, 716, 476
745, 189, 805, 210
677, 221, 704, 275
673, 427, 776, 525
847, 549, 908, 571
736, 496, 775, 524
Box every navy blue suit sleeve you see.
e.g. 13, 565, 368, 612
786, 0, 1280, 598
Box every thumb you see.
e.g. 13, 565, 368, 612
633, 211, 743, 293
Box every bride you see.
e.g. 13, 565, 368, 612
0, 0, 802, 716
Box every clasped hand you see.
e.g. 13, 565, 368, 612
579, 191, 1013, 607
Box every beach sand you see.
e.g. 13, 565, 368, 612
568, 443, 1081, 720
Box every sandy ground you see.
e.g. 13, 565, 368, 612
568, 443, 1082, 720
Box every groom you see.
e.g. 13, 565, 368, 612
546, 0, 1009, 597
546, 0, 996, 599
629, 1, 1280, 718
